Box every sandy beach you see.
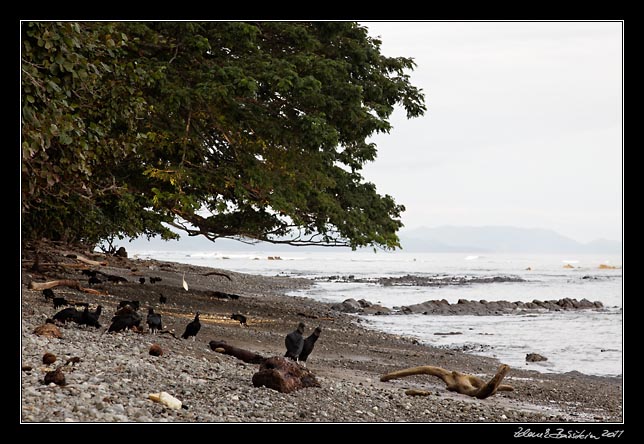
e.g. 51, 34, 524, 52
20, 243, 623, 424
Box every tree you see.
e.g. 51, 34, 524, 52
21, 21, 426, 250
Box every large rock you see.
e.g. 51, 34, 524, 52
526, 353, 548, 362
330, 298, 363, 313
397, 297, 603, 316
362, 304, 391, 315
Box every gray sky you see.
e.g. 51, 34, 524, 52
359, 21, 622, 243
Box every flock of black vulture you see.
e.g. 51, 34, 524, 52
41, 269, 322, 362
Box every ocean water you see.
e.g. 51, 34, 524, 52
129, 248, 623, 377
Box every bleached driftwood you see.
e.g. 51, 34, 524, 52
380, 364, 513, 399
28, 279, 109, 296
60, 252, 107, 267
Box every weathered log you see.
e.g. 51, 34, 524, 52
381, 364, 513, 399
61, 252, 107, 266
28, 279, 109, 296
209, 340, 265, 364
252, 356, 320, 393
202, 271, 233, 281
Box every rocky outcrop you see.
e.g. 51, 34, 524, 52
397, 298, 603, 316
331, 298, 391, 315
319, 274, 526, 287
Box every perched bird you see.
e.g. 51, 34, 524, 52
52, 297, 69, 309
88, 276, 102, 286
159, 293, 167, 304
80, 305, 102, 328
230, 313, 247, 326
108, 306, 142, 332
182, 272, 189, 291
299, 327, 322, 366
51, 304, 100, 328
147, 307, 162, 334
139, 277, 146, 284
42, 288, 55, 300
150, 277, 162, 284
181, 312, 201, 340
284, 322, 305, 362
81, 269, 97, 278
52, 307, 82, 324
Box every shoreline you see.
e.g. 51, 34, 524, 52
21, 245, 623, 423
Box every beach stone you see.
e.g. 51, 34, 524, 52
44, 368, 66, 386
526, 353, 548, 362
111, 404, 126, 415
33, 324, 62, 338
149, 344, 163, 356
331, 298, 362, 313
42, 353, 57, 365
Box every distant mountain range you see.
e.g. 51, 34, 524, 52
398, 226, 622, 254
126, 225, 622, 254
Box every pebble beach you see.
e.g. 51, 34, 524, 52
20, 244, 623, 424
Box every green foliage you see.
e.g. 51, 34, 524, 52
22, 21, 426, 250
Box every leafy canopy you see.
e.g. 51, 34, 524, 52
21, 21, 426, 250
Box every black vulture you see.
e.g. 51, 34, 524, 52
181, 312, 201, 340
81, 305, 102, 328
81, 269, 97, 277
88, 276, 102, 286
299, 327, 322, 366
230, 313, 247, 326
52, 297, 70, 309
284, 322, 305, 361
108, 306, 142, 332
139, 277, 146, 284
150, 277, 162, 284
42, 288, 55, 300
52, 307, 82, 324
159, 294, 167, 304
147, 307, 163, 334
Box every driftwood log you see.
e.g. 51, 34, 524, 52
202, 271, 233, 281
28, 279, 109, 296
380, 364, 513, 399
61, 252, 107, 267
209, 340, 265, 364
209, 340, 320, 393
252, 357, 320, 393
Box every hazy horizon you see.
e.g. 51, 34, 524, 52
125, 223, 622, 254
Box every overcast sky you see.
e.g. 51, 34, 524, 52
359, 21, 622, 243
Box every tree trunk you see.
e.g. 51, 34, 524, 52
28, 279, 108, 295
252, 356, 320, 394
209, 340, 266, 364
208, 341, 321, 393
